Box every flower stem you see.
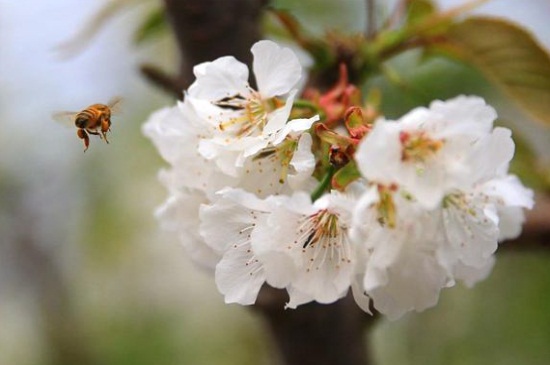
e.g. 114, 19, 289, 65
293, 99, 325, 117
311, 165, 336, 202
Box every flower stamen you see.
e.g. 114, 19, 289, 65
214, 92, 283, 138
295, 210, 352, 272
400, 131, 444, 163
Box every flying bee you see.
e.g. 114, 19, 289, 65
52, 96, 122, 152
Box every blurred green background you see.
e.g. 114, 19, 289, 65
1, 0, 549, 364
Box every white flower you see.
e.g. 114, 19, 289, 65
437, 128, 533, 283
199, 188, 281, 305
351, 184, 450, 320
142, 101, 237, 198
252, 190, 357, 307
351, 122, 533, 318
484, 175, 534, 241
186, 40, 317, 175
155, 170, 221, 269
355, 96, 498, 209
237, 132, 317, 198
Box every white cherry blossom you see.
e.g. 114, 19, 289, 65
252, 190, 357, 307
155, 170, 221, 269
351, 184, 451, 320
142, 101, 237, 198
351, 119, 533, 318
437, 128, 533, 283
355, 96, 498, 209
187, 40, 317, 175
199, 189, 272, 304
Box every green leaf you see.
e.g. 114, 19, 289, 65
332, 161, 361, 191
406, 0, 437, 26
432, 17, 550, 125
134, 7, 167, 45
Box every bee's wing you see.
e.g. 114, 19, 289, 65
52, 111, 77, 127
107, 96, 123, 115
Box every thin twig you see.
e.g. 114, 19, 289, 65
140, 64, 185, 98
365, 0, 376, 38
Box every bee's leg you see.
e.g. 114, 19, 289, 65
100, 117, 111, 144
77, 129, 90, 152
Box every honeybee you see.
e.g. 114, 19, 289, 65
53, 96, 122, 151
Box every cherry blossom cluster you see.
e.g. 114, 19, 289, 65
143, 40, 533, 319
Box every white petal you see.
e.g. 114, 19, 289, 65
189, 56, 250, 100
468, 127, 515, 183
285, 287, 314, 309
198, 139, 242, 177
483, 175, 534, 209
199, 189, 270, 253
251, 200, 302, 288
260, 192, 356, 303
155, 189, 220, 270
288, 133, 316, 191
407, 95, 496, 138
351, 276, 372, 315
238, 153, 287, 198
354, 120, 402, 186
143, 102, 204, 165
453, 256, 495, 288
497, 206, 526, 241
441, 200, 499, 268
252, 40, 302, 97
251, 211, 297, 288
291, 246, 353, 304
215, 240, 265, 305
263, 90, 297, 136
269, 114, 319, 146
365, 242, 448, 320
199, 202, 251, 253
200, 189, 275, 304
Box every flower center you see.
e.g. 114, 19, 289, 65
300, 210, 341, 248
214, 91, 282, 138
376, 184, 398, 228
443, 193, 477, 217
296, 209, 352, 271
400, 131, 444, 163
253, 137, 297, 184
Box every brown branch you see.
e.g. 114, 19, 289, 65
501, 193, 550, 251
140, 64, 185, 98
158, 0, 268, 98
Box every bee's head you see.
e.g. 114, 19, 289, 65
75, 116, 88, 128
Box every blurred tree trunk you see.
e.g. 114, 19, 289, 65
149, 0, 268, 96
255, 288, 375, 365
